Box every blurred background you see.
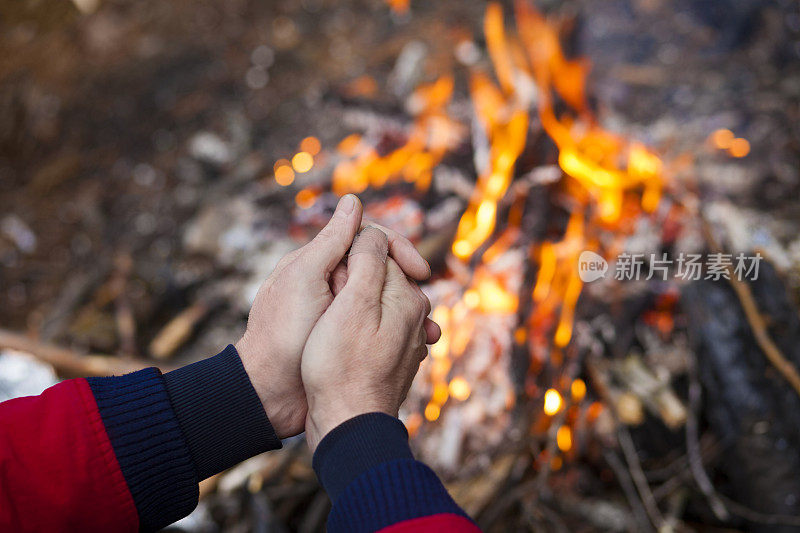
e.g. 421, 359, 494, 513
2, 0, 800, 531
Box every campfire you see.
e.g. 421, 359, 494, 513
274, 0, 666, 477
258, 1, 800, 529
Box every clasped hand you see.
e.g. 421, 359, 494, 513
235, 195, 440, 450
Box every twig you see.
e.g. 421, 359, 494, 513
149, 301, 210, 359
0, 328, 166, 377
617, 427, 667, 531
716, 494, 800, 527
603, 449, 654, 533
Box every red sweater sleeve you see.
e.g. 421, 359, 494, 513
0, 378, 138, 532
0, 345, 281, 532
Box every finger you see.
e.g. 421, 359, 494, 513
417, 345, 429, 363
382, 255, 410, 292
302, 194, 362, 275
423, 318, 441, 344
361, 220, 431, 281
272, 247, 302, 277
407, 278, 432, 316
330, 261, 348, 295
340, 226, 389, 304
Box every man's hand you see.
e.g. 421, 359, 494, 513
236, 195, 432, 438
301, 227, 440, 451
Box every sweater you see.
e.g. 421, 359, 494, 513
0, 344, 479, 532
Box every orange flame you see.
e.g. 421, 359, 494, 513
332, 76, 462, 195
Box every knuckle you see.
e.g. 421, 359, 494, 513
420, 293, 431, 315
415, 297, 427, 316
313, 224, 337, 244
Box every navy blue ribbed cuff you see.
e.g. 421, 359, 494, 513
312, 412, 414, 502
327, 459, 470, 533
88, 368, 198, 532
163, 344, 281, 481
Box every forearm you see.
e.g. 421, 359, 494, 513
313, 413, 480, 533
0, 345, 281, 532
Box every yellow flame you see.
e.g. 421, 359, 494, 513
476, 275, 518, 314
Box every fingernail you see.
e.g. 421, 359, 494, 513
337, 194, 357, 215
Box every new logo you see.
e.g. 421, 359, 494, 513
578, 251, 608, 282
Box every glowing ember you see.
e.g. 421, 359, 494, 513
386, 0, 409, 15
571, 379, 586, 403
300, 136, 321, 156
449, 377, 471, 401
292, 152, 314, 173
295, 188, 319, 209
556, 425, 572, 452
424, 402, 441, 422
432, 382, 449, 405
274, 165, 295, 186
709, 129, 750, 158
711, 128, 734, 149
728, 137, 750, 158
544, 388, 563, 416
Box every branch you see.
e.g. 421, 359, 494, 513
0, 328, 167, 377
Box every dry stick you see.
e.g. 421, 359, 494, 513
726, 272, 800, 395
699, 218, 800, 398
586, 355, 658, 531
603, 449, 654, 533
617, 427, 667, 531
0, 328, 169, 377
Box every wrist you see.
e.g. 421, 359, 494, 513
235, 335, 304, 439
306, 396, 397, 452
311, 412, 413, 502
162, 345, 281, 481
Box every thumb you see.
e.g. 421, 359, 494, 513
303, 194, 362, 274
340, 226, 389, 305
